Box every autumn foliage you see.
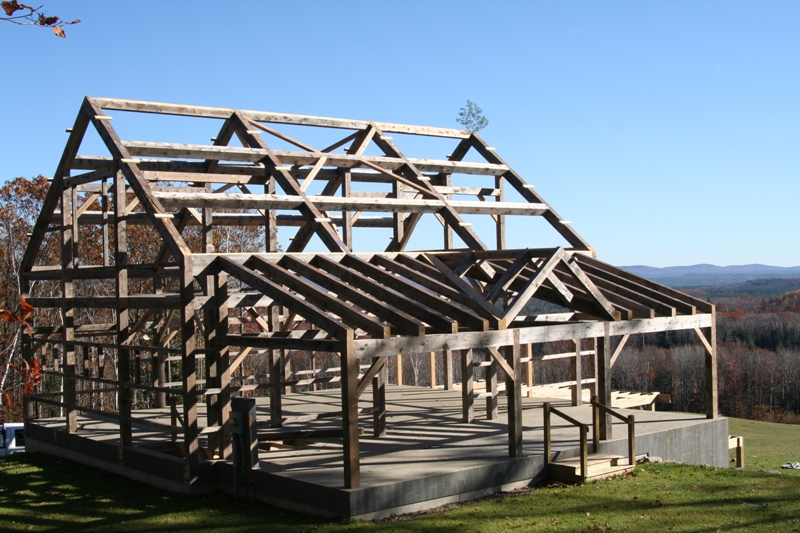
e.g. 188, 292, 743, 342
1, 2, 79, 37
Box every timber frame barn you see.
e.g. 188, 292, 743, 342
20, 97, 719, 510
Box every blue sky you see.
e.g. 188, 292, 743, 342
1, 1, 798, 267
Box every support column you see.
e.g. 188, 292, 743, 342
180, 255, 201, 473
341, 331, 360, 489
702, 311, 718, 419
526, 343, 534, 398
462, 349, 474, 423
114, 171, 132, 453
429, 351, 436, 388
505, 331, 522, 458
372, 359, 387, 437
61, 184, 77, 434
570, 339, 582, 406
485, 350, 498, 420
267, 305, 282, 427
443, 349, 454, 390
597, 328, 612, 440
395, 354, 403, 385
206, 273, 232, 459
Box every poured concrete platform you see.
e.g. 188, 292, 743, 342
27, 385, 729, 519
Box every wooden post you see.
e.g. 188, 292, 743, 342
267, 306, 282, 427
206, 272, 231, 459
341, 331, 360, 488
60, 184, 77, 434
495, 175, 506, 249
543, 402, 552, 465
526, 343, 534, 398
442, 349, 454, 390
486, 350, 498, 420
429, 351, 436, 389
571, 338, 582, 406
462, 349, 474, 423
395, 353, 403, 385
180, 254, 201, 473
703, 311, 719, 419
597, 329, 612, 440
589, 337, 597, 396
372, 358, 387, 437
114, 171, 132, 452
342, 169, 353, 249
505, 331, 522, 458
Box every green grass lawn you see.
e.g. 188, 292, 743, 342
1, 417, 799, 532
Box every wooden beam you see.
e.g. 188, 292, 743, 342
151, 191, 548, 216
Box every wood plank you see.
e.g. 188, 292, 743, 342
151, 191, 547, 216
95, 97, 470, 138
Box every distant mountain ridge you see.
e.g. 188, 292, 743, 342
620, 264, 800, 288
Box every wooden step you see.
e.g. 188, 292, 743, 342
548, 454, 636, 483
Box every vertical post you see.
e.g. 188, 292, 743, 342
342, 169, 353, 249
462, 349, 474, 423
703, 310, 719, 419
395, 354, 403, 386
114, 171, 132, 453
372, 358, 387, 437
588, 338, 597, 396
579, 426, 588, 482
505, 331, 523, 458
341, 331, 360, 489
207, 273, 231, 459
627, 415, 636, 465
597, 329, 612, 440
485, 351, 498, 420
443, 173, 453, 250
571, 338, 582, 406
101, 179, 110, 266
265, 172, 278, 252
543, 402, 551, 465
429, 351, 436, 389
495, 175, 506, 249
180, 254, 201, 473
592, 395, 600, 451
61, 184, 77, 434
526, 343, 534, 398
443, 349, 453, 390
267, 306, 282, 427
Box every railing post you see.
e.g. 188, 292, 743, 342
627, 415, 636, 465
592, 395, 600, 451
580, 425, 588, 483
543, 402, 551, 465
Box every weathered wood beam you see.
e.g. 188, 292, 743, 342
355, 313, 714, 358
150, 191, 547, 216
94, 97, 471, 138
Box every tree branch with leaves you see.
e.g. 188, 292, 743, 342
1, 1, 79, 37
456, 99, 489, 133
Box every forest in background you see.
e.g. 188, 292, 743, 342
0, 175, 798, 426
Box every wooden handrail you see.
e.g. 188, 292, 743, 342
543, 402, 589, 482
591, 395, 636, 466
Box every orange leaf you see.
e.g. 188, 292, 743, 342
52, 25, 65, 38
18, 296, 33, 322
1, 1, 23, 17
1, 392, 11, 407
